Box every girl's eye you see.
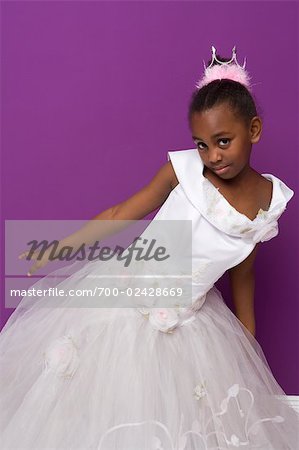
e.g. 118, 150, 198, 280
195, 142, 206, 151
219, 138, 230, 146
194, 138, 230, 150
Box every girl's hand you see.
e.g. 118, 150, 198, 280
18, 249, 53, 276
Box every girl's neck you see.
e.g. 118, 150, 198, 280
203, 164, 258, 190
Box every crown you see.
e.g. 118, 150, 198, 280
196, 45, 252, 91
204, 45, 246, 70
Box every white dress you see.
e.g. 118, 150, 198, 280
1, 148, 298, 449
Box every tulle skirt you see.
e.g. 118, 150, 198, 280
1, 265, 299, 449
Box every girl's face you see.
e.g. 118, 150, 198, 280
190, 103, 262, 180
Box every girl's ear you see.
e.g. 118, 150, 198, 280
250, 116, 262, 144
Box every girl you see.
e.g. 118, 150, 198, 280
1, 46, 299, 449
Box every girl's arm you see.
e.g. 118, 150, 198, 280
228, 245, 259, 337
21, 161, 178, 275
110, 160, 178, 220
59, 160, 178, 247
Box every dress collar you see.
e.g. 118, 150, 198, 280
167, 148, 294, 243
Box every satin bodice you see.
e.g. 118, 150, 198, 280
151, 148, 294, 309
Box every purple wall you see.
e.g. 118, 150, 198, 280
1, 1, 298, 393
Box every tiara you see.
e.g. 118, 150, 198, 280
196, 45, 252, 91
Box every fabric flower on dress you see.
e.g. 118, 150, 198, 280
43, 334, 80, 378
137, 292, 207, 333
230, 434, 240, 447
250, 220, 279, 244
148, 308, 180, 334
193, 381, 207, 400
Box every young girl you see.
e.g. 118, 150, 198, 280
1, 46, 299, 449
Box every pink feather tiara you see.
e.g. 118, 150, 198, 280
196, 45, 253, 92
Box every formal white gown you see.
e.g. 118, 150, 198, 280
1, 148, 298, 449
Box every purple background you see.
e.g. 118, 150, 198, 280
1, 1, 298, 394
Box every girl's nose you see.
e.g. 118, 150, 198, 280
208, 147, 222, 164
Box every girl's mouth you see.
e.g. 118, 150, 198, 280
214, 165, 231, 174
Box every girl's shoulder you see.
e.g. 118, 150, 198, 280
256, 173, 273, 211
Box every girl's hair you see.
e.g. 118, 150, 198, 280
188, 53, 261, 127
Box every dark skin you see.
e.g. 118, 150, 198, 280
20, 102, 271, 337
190, 103, 272, 220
